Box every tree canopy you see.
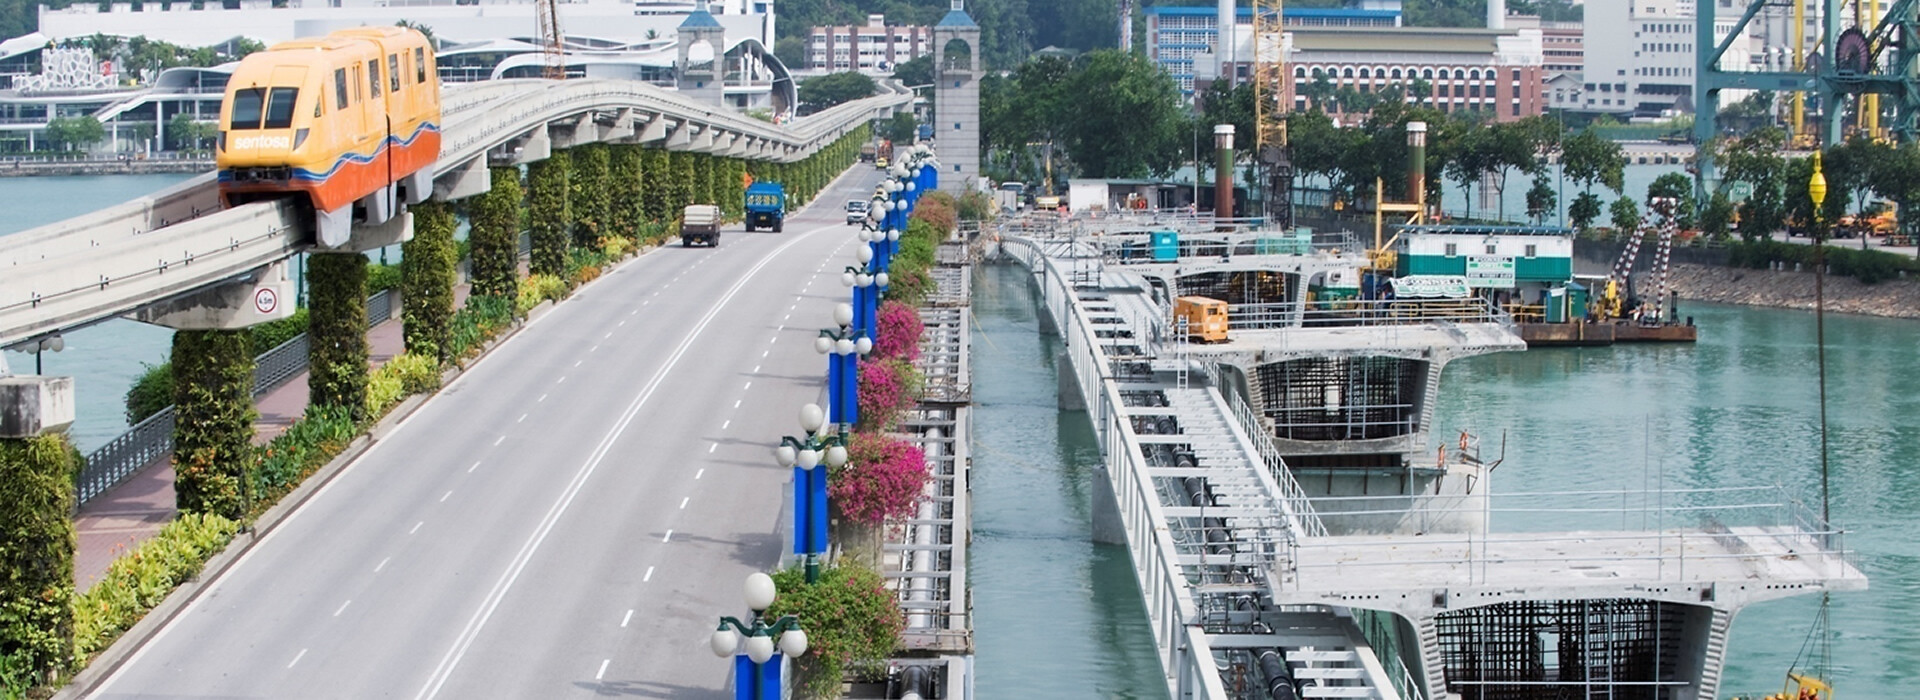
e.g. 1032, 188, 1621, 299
797, 71, 877, 114
982, 50, 1187, 182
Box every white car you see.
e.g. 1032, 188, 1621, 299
845, 200, 869, 226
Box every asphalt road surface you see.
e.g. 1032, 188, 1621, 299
93, 166, 889, 699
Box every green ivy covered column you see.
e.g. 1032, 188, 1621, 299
172, 329, 255, 517
403, 201, 458, 363
571, 144, 611, 247
721, 157, 746, 221
641, 148, 673, 223
528, 152, 572, 277
471, 166, 523, 300
308, 252, 369, 421
611, 145, 645, 240
670, 151, 696, 211
0, 434, 78, 685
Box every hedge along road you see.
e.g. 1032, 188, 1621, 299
91, 165, 888, 700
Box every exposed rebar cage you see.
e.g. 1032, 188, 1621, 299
1436, 599, 1689, 700
1253, 357, 1426, 441
1179, 271, 1294, 305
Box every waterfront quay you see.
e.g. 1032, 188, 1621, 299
986, 209, 1866, 700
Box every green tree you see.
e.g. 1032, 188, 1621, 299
774, 36, 806, 69
1300, 73, 1336, 113
1721, 128, 1791, 240
1645, 171, 1697, 229
527, 153, 571, 276
1569, 192, 1603, 231
165, 113, 214, 152
1609, 196, 1641, 234
1701, 190, 1735, 241
798, 71, 877, 114
308, 253, 369, 421
1526, 171, 1557, 224
45, 116, 105, 152
892, 54, 933, 88
885, 112, 918, 145
471, 167, 523, 300
1561, 128, 1625, 195
1061, 50, 1187, 177
171, 329, 254, 518
402, 201, 458, 363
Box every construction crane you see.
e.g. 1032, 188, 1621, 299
1250, 0, 1292, 228
536, 0, 566, 80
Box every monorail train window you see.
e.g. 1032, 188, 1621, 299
415, 48, 427, 84
335, 68, 349, 110
388, 54, 400, 93
264, 87, 299, 129
229, 88, 264, 129
369, 60, 382, 98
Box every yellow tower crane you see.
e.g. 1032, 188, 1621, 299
1251, 0, 1290, 224
536, 0, 566, 80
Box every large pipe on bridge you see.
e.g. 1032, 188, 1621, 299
1214, 124, 1236, 230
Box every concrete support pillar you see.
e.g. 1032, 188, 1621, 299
0, 375, 75, 438
307, 252, 370, 421
403, 201, 459, 364
527, 153, 573, 278
171, 328, 254, 518
0, 428, 78, 682
1090, 466, 1128, 545
1056, 350, 1085, 410
470, 167, 525, 300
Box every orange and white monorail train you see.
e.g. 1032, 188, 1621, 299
217, 27, 440, 247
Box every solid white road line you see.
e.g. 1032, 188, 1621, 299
414, 228, 827, 700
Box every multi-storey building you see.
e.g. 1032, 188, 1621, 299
1287, 27, 1547, 122
1146, 4, 1400, 95
1580, 0, 1754, 116
805, 14, 931, 73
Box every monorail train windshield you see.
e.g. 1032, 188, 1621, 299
229, 88, 300, 129
229, 89, 263, 129
264, 88, 298, 129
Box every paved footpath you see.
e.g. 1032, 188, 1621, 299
73, 284, 472, 593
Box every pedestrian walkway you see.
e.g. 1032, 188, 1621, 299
73, 285, 467, 593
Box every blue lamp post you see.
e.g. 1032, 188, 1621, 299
815, 301, 870, 428
710, 572, 808, 700
775, 403, 845, 584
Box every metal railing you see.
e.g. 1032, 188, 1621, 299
1283, 485, 1862, 587
1212, 365, 1328, 538
1225, 297, 1509, 331
75, 289, 395, 507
